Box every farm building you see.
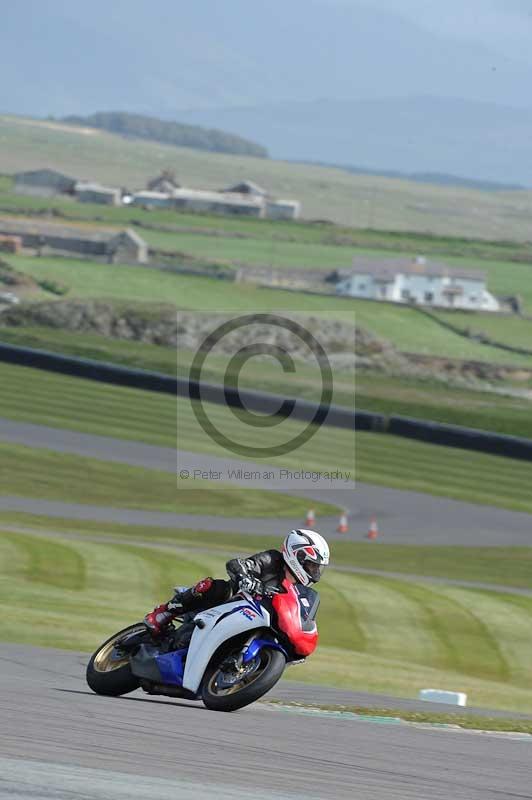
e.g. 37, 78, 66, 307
147, 172, 180, 193
131, 190, 175, 208
107, 229, 148, 263
266, 199, 301, 221
0, 217, 148, 264
0, 235, 22, 254
173, 188, 264, 217
13, 169, 77, 197
335, 257, 500, 312
222, 180, 267, 197
133, 174, 299, 219
74, 182, 121, 206
134, 187, 264, 216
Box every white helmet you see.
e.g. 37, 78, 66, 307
282, 529, 330, 586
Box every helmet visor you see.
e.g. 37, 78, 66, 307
305, 558, 325, 583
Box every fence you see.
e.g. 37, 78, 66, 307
0, 341, 530, 461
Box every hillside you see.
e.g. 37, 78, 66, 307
2, 115, 532, 239
61, 111, 268, 158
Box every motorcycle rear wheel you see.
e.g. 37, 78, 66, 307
202, 647, 285, 712
86, 623, 145, 696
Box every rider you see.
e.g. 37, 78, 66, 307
144, 529, 330, 637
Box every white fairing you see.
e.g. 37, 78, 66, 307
182, 594, 271, 694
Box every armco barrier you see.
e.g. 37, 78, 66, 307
2, 341, 531, 459
0, 342, 384, 432
0, 341, 176, 393
389, 415, 532, 462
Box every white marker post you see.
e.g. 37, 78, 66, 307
418, 689, 467, 707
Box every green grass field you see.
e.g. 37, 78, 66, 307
433, 309, 532, 352
0, 362, 531, 513
0, 442, 335, 518
355, 373, 532, 438
3, 114, 532, 240
2, 510, 532, 589
2, 526, 532, 712
6, 254, 532, 367
138, 228, 532, 311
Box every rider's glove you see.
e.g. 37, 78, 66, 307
238, 575, 265, 596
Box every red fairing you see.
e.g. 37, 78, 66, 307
272, 579, 318, 657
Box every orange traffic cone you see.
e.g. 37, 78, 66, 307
305, 508, 316, 528
337, 512, 349, 534
367, 516, 379, 540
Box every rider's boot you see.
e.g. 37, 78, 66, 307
144, 603, 180, 636
144, 578, 215, 636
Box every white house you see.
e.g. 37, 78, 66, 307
335, 257, 500, 312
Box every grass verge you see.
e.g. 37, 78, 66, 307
264, 701, 532, 733
0, 442, 336, 518
2, 512, 532, 589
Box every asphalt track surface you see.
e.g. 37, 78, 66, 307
1, 644, 532, 800
1, 417, 532, 545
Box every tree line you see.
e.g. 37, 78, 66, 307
62, 111, 268, 159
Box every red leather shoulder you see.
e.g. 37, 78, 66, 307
273, 580, 318, 657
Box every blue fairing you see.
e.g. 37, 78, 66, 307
155, 648, 188, 686
242, 638, 288, 664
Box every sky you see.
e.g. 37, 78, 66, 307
327, 0, 532, 64
1, 0, 532, 181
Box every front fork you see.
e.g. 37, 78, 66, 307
240, 633, 288, 665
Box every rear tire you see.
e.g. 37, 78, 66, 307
202, 647, 285, 712
86, 624, 145, 696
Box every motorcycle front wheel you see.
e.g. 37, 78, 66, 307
202, 646, 285, 712
86, 623, 146, 696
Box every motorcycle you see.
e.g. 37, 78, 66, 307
86, 577, 319, 712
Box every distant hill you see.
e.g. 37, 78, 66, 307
311, 164, 524, 193
178, 97, 532, 187
60, 112, 268, 159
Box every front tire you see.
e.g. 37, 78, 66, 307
86, 624, 145, 696
202, 647, 285, 712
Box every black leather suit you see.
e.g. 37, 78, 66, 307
175, 549, 286, 614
